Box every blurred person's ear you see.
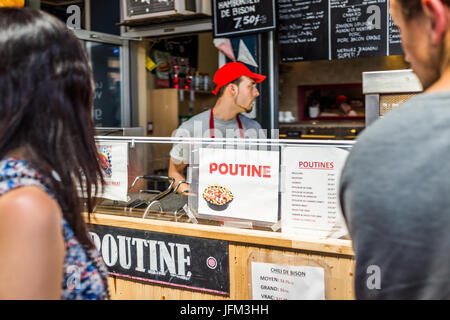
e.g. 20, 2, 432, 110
422, 0, 448, 46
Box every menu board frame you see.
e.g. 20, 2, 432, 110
212, 0, 277, 37
278, 0, 404, 62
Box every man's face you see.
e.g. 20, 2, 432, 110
233, 76, 260, 113
390, 0, 441, 90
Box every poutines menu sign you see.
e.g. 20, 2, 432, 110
212, 0, 276, 37
279, 0, 403, 62
88, 224, 230, 295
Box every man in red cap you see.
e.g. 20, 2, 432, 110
169, 62, 266, 194
336, 95, 357, 116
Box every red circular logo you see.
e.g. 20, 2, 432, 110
206, 257, 217, 270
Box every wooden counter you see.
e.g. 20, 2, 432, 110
86, 212, 355, 300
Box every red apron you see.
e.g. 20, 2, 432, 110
209, 108, 244, 139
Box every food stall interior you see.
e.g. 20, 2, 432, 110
278, 55, 410, 140
23, 0, 426, 300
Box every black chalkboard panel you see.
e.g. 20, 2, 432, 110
212, 0, 276, 37
279, 0, 329, 62
88, 224, 230, 295
388, 14, 403, 55
330, 0, 387, 60
279, 0, 403, 62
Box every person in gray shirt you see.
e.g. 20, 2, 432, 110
169, 62, 266, 194
339, 0, 450, 299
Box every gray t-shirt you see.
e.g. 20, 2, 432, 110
170, 109, 264, 164
339, 92, 450, 299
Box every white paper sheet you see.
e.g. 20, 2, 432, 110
281, 146, 349, 238
251, 262, 325, 300
97, 142, 128, 202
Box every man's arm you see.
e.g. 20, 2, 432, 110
168, 157, 189, 194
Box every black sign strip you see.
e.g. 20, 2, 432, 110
88, 224, 230, 295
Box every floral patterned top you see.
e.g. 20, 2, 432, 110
0, 158, 109, 300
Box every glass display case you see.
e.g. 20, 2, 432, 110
92, 136, 355, 239
89, 135, 356, 300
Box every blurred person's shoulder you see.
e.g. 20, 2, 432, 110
0, 186, 62, 238
355, 91, 450, 148
342, 91, 450, 180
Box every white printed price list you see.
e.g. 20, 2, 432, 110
281, 146, 349, 238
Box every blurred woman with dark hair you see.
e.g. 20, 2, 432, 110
0, 8, 109, 299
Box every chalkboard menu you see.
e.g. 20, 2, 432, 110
279, 0, 404, 62
331, 0, 389, 59
279, 0, 329, 62
213, 0, 276, 37
389, 14, 403, 55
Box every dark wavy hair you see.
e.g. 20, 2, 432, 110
396, 0, 450, 19
0, 8, 104, 249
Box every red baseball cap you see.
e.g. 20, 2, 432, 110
212, 62, 266, 95
336, 95, 348, 104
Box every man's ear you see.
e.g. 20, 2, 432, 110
227, 84, 237, 96
422, 0, 448, 45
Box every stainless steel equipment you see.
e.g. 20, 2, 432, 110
95, 127, 144, 136
363, 69, 423, 127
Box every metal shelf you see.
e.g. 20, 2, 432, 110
363, 69, 423, 94
121, 17, 212, 38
